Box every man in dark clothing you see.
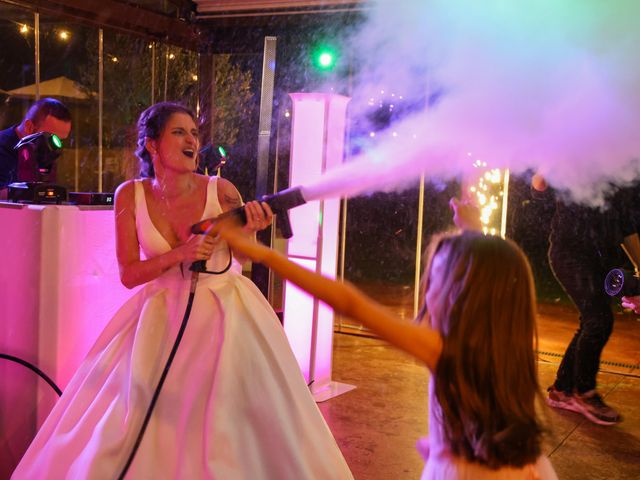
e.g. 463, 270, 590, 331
0, 98, 72, 190
534, 174, 640, 425
0, 126, 20, 187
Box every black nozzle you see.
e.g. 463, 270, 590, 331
260, 187, 306, 213
604, 268, 640, 297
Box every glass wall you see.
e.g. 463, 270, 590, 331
335, 180, 461, 333
163, 45, 199, 110
209, 53, 261, 200
38, 16, 99, 192
341, 190, 421, 326
0, 2, 203, 194
102, 33, 155, 191
0, 3, 35, 127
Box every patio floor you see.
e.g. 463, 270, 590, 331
320, 303, 640, 479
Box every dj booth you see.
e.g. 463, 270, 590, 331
0, 202, 137, 475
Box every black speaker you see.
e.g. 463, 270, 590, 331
68, 192, 114, 206
8, 182, 67, 204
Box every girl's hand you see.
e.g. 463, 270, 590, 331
242, 201, 273, 234
531, 172, 548, 192
449, 197, 483, 231
179, 233, 218, 263
207, 217, 270, 263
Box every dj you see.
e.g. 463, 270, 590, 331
0, 98, 72, 195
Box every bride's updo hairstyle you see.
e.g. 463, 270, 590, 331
135, 102, 196, 178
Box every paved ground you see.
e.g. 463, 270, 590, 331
320, 304, 640, 479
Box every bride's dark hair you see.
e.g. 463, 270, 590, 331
135, 102, 196, 178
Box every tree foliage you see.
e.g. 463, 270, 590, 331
209, 53, 254, 147
75, 34, 255, 190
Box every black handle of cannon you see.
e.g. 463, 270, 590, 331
189, 260, 207, 272
190, 187, 306, 238
276, 210, 293, 239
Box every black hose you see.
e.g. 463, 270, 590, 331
0, 353, 62, 396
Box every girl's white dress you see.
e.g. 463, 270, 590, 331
12, 177, 353, 480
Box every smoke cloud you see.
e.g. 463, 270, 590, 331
304, 0, 640, 204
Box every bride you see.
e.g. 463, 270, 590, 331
12, 102, 353, 480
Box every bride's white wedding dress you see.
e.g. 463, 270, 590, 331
12, 177, 353, 480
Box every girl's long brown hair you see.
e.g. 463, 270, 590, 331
423, 231, 543, 469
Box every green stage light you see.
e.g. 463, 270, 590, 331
318, 52, 334, 69
50, 134, 63, 149
312, 45, 338, 72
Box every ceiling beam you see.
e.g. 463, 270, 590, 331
194, 0, 366, 16
20, 0, 201, 49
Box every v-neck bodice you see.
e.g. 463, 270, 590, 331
134, 176, 223, 261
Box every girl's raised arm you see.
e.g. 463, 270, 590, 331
213, 220, 443, 371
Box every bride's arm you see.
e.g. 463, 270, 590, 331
216, 177, 273, 265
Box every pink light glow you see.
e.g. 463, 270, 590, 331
0, 205, 139, 422
283, 258, 317, 381
287, 95, 326, 258
283, 93, 352, 398
0, 203, 139, 471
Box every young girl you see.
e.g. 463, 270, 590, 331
11, 102, 353, 479
211, 203, 558, 480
